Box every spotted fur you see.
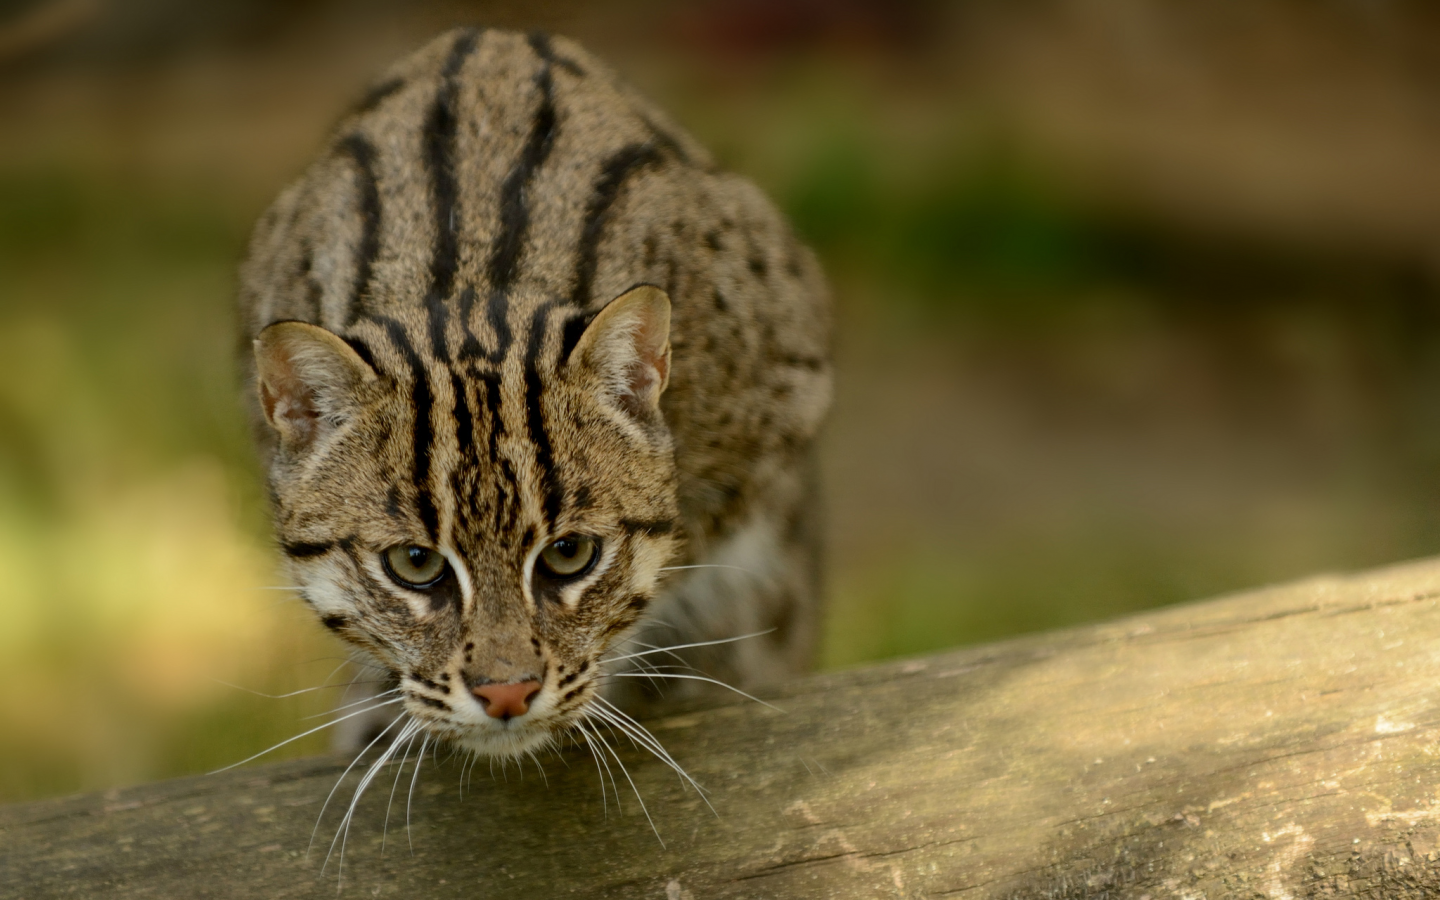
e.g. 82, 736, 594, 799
239, 28, 831, 758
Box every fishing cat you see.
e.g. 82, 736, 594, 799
238, 27, 831, 761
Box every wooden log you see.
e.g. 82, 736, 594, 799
7, 557, 1440, 898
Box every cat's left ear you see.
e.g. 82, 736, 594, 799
253, 321, 378, 453
567, 284, 671, 417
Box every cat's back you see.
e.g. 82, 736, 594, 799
240, 27, 830, 545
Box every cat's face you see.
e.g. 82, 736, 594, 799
255, 286, 680, 757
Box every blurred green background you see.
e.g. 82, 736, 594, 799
6, 0, 1440, 802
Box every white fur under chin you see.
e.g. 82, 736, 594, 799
452, 722, 556, 759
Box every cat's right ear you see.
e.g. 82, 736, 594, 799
566, 284, 671, 419
253, 322, 378, 453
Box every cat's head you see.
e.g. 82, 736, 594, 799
252, 285, 680, 757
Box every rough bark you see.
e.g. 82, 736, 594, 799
6, 557, 1440, 899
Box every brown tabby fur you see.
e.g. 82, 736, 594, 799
238, 28, 830, 758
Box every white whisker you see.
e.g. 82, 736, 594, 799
548, 734, 571, 771
602, 672, 782, 711
618, 654, 681, 692
311, 656, 366, 699
526, 749, 549, 787
209, 678, 386, 700
308, 710, 408, 859
326, 718, 420, 885
604, 629, 775, 664
656, 564, 761, 576
381, 729, 420, 855
302, 687, 402, 719
584, 722, 621, 815
581, 718, 664, 845
405, 735, 429, 854
572, 721, 614, 818
588, 700, 713, 813
209, 697, 403, 774
303, 655, 392, 673
587, 709, 711, 817
594, 702, 714, 809
458, 751, 473, 799
212, 651, 393, 703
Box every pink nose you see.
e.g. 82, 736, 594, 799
471, 680, 541, 720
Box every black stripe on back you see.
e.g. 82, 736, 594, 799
353, 77, 405, 116
485, 35, 559, 292
524, 304, 563, 526
569, 143, 662, 308
293, 241, 322, 321
427, 296, 451, 364
424, 29, 480, 303
639, 114, 693, 167
379, 318, 440, 540
337, 134, 381, 326
340, 336, 378, 373
558, 308, 594, 365
528, 29, 585, 77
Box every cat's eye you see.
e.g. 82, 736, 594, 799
382, 544, 448, 588
537, 535, 599, 580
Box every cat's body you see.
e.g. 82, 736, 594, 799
239, 28, 830, 758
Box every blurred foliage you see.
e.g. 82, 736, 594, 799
787, 136, 1113, 302
0, 169, 348, 800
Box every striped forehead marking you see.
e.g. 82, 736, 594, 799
277, 28, 693, 553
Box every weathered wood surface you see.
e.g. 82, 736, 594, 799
8, 558, 1440, 899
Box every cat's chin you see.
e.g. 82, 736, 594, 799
450, 719, 558, 759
